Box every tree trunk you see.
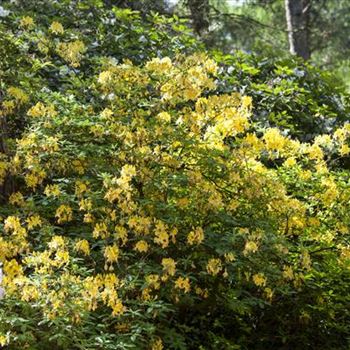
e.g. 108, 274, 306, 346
187, 0, 210, 36
285, 0, 311, 60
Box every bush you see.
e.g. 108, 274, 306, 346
0, 52, 349, 349
214, 51, 350, 141
0, 2, 350, 349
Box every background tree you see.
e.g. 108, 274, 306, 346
285, 0, 311, 59
170, 0, 350, 87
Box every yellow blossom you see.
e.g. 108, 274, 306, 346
104, 244, 119, 265
79, 198, 92, 211
224, 252, 236, 262
9, 192, 25, 206
75, 239, 90, 256
145, 57, 172, 73
134, 240, 149, 253
187, 227, 204, 245
154, 222, 169, 248
156, 112, 171, 123
151, 338, 164, 350
146, 274, 160, 290
243, 241, 258, 255
111, 298, 125, 316
264, 287, 274, 301
7, 86, 29, 104
0, 334, 8, 347
340, 144, 350, 156
21, 284, 40, 302
26, 215, 42, 230
49, 21, 64, 34
55, 204, 73, 223
75, 180, 89, 196
283, 157, 297, 167
174, 276, 190, 293
283, 265, 294, 280
161, 258, 176, 276
252, 273, 267, 287
56, 40, 86, 67
263, 128, 286, 152
93, 222, 109, 239
206, 258, 222, 276
4, 216, 22, 232
307, 144, 323, 160
20, 16, 34, 28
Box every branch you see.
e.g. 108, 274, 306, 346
209, 4, 287, 33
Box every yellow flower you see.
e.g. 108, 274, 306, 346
56, 40, 86, 67
283, 157, 297, 167
48, 235, 66, 250
93, 222, 109, 239
21, 284, 40, 301
7, 86, 29, 104
49, 21, 64, 34
156, 112, 171, 123
20, 16, 34, 28
84, 213, 94, 223
4, 259, 23, 279
44, 185, 61, 197
154, 222, 169, 248
75, 239, 90, 256
301, 251, 311, 270
263, 128, 286, 151
145, 57, 172, 73
27, 102, 47, 118
79, 198, 92, 211
264, 287, 274, 301
55, 204, 73, 223
154, 230, 169, 248
282, 265, 294, 280
75, 180, 89, 197
187, 227, 204, 245
161, 258, 176, 276
4, 216, 22, 232
252, 273, 267, 287
206, 258, 222, 276
120, 164, 137, 178
9, 192, 25, 206
0, 334, 8, 347
146, 274, 160, 290
174, 276, 190, 293
307, 144, 323, 160
100, 108, 113, 119
70, 159, 85, 174
241, 95, 252, 109
25, 170, 46, 189
224, 252, 235, 262
104, 244, 119, 264
134, 240, 149, 253
243, 241, 258, 255
151, 338, 164, 350
111, 298, 125, 316
26, 215, 42, 230
98, 70, 113, 85
340, 144, 350, 156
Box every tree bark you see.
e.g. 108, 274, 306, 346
187, 0, 210, 35
285, 0, 311, 60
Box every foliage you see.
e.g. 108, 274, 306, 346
0, 1, 350, 350
198, 0, 350, 89
214, 51, 350, 141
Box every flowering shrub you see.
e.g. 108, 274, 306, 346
0, 51, 349, 349
0, 1, 350, 349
